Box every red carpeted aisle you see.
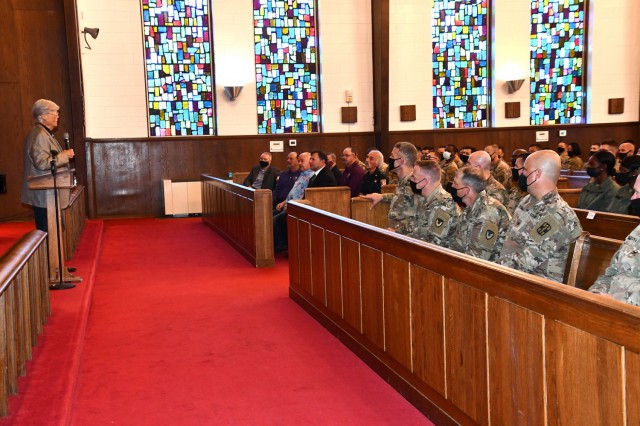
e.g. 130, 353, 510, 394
69, 218, 431, 425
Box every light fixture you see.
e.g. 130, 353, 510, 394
224, 86, 243, 101
506, 79, 525, 94
82, 27, 100, 50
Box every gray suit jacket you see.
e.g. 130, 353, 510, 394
21, 123, 71, 208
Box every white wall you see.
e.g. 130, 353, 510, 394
77, 0, 374, 138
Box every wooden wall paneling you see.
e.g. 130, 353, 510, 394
445, 279, 488, 424
287, 213, 300, 290
360, 245, 384, 349
382, 253, 412, 370
545, 320, 624, 424
298, 220, 312, 295
310, 225, 326, 302
627, 350, 640, 425
325, 231, 343, 318
487, 297, 545, 424
411, 265, 446, 397
341, 238, 362, 333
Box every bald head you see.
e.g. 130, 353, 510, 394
521, 150, 561, 199
298, 152, 311, 171
467, 151, 492, 179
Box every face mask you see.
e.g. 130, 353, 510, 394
631, 198, 640, 216
409, 180, 423, 195
518, 170, 538, 192
459, 154, 469, 163
556, 147, 565, 154
259, 160, 269, 168
590, 150, 598, 156
447, 184, 465, 204
585, 167, 601, 178
615, 172, 631, 186
387, 156, 400, 171
512, 168, 521, 182
442, 151, 451, 160
617, 152, 628, 160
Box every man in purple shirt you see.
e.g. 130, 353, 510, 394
272, 151, 301, 208
340, 147, 366, 196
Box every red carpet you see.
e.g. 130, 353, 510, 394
70, 218, 430, 425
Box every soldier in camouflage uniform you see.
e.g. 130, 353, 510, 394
439, 151, 459, 187
408, 160, 460, 247
485, 144, 512, 190
450, 167, 511, 261
498, 150, 582, 283
607, 155, 640, 215
467, 150, 508, 205
505, 150, 530, 215
589, 177, 640, 305
364, 141, 420, 235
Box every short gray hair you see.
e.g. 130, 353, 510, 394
457, 166, 486, 194
32, 99, 59, 122
394, 141, 418, 167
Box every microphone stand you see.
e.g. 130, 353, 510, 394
49, 152, 74, 290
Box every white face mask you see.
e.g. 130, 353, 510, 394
442, 151, 451, 160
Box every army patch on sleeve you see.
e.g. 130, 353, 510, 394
478, 222, 499, 250
430, 210, 451, 237
529, 213, 561, 244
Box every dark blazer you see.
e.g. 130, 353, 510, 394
243, 165, 280, 190
330, 165, 342, 183
307, 166, 337, 188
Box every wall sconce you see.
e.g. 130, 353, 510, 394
506, 79, 525, 94
82, 27, 100, 50
224, 86, 243, 101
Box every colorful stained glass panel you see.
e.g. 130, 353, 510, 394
142, 0, 214, 136
530, 0, 585, 125
254, 0, 319, 134
432, 0, 489, 128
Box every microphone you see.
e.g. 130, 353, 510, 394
51, 149, 59, 157
63, 132, 70, 150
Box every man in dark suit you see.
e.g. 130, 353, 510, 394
243, 152, 280, 190
308, 150, 337, 188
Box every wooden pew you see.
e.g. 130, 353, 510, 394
63, 185, 86, 261
286, 201, 640, 425
559, 188, 581, 208
565, 232, 622, 290
303, 187, 351, 218
0, 231, 50, 416
232, 172, 249, 185
350, 197, 390, 229
566, 175, 591, 189
381, 184, 396, 194
573, 208, 640, 241
557, 177, 568, 189
201, 175, 274, 268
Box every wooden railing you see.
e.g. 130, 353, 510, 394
0, 231, 50, 416
286, 201, 640, 425
304, 187, 351, 217
63, 185, 86, 260
201, 175, 274, 268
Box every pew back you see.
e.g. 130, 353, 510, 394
558, 188, 581, 207
350, 197, 390, 229
232, 172, 249, 185
566, 175, 591, 188
201, 175, 274, 267
565, 232, 622, 290
381, 184, 396, 194
574, 208, 640, 241
287, 202, 640, 425
304, 187, 351, 217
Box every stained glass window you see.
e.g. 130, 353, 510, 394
432, 0, 489, 128
530, 0, 586, 125
254, 0, 319, 134
142, 0, 214, 136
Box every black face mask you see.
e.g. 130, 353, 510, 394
589, 150, 598, 156
615, 172, 631, 186
387, 157, 400, 171
459, 154, 469, 164
617, 152, 628, 160
511, 168, 521, 182
585, 167, 601, 178
409, 179, 423, 195
518, 170, 538, 192
259, 160, 270, 168
631, 198, 640, 216
556, 148, 565, 154
447, 184, 465, 204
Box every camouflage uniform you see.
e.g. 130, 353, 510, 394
439, 159, 458, 187
453, 157, 464, 169
409, 184, 460, 248
382, 174, 420, 235
451, 191, 511, 261
607, 184, 633, 215
498, 190, 582, 283
560, 153, 570, 170
566, 156, 583, 171
578, 177, 620, 212
505, 185, 527, 216
491, 160, 512, 190
486, 176, 508, 206
589, 224, 640, 306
